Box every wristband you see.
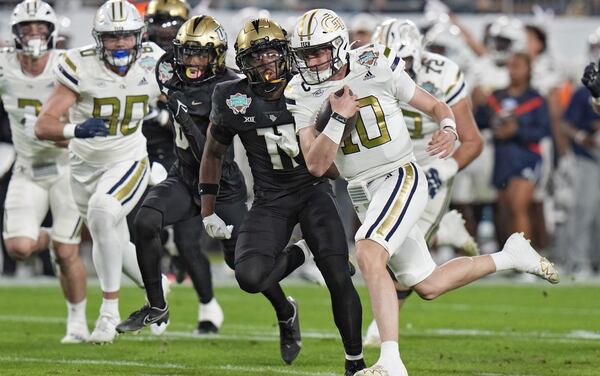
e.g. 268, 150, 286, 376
198, 183, 219, 196
322, 117, 346, 144
63, 123, 76, 139
330, 112, 348, 125
440, 118, 458, 141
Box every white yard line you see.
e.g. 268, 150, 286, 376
0, 356, 337, 376
0, 355, 186, 369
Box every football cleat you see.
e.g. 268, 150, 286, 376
116, 304, 169, 334
353, 365, 389, 376
502, 232, 560, 284
89, 313, 119, 344
436, 210, 479, 256
60, 321, 90, 344
279, 297, 301, 364
345, 358, 367, 376
363, 319, 381, 348
194, 298, 224, 335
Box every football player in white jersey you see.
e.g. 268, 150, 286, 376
360, 18, 484, 348
35, 0, 165, 344
0, 0, 88, 344
286, 9, 560, 375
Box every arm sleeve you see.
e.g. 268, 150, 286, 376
54, 50, 80, 94
209, 86, 236, 146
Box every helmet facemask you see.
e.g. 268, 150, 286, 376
237, 39, 290, 97
173, 41, 223, 84
93, 29, 144, 75
293, 36, 345, 85
13, 20, 54, 58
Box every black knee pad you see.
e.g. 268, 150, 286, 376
134, 207, 163, 240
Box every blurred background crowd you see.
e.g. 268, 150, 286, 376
1, 0, 599, 282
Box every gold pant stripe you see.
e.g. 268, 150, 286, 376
375, 163, 416, 238
114, 159, 147, 202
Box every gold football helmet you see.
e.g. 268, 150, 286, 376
145, 0, 190, 50
173, 15, 228, 84
234, 18, 290, 96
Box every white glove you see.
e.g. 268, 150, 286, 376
427, 156, 459, 183
263, 131, 299, 158
203, 213, 233, 240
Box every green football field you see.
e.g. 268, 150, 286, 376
0, 280, 599, 375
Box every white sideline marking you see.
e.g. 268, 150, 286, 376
0, 356, 186, 369
1, 314, 599, 343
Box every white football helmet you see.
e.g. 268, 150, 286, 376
488, 16, 527, 65
10, 0, 58, 58
290, 9, 350, 85
588, 26, 600, 63
372, 18, 423, 76
92, 0, 146, 73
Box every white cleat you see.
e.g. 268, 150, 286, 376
60, 321, 90, 344
354, 362, 408, 376
295, 239, 326, 286
88, 314, 119, 344
363, 319, 382, 348
437, 210, 479, 256
194, 298, 224, 335
150, 274, 172, 335
502, 232, 560, 284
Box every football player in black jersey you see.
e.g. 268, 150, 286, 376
137, 0, 189, 283
199, 19, 365, 375
116, 15, 248, 336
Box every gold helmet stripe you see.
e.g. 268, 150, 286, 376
306, 9, 318, 42
299, 9, 318, 43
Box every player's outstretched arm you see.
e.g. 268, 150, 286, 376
409, 86, 458, 158
199, 124, 227, 218
449, 96, 483, 169
35, 84, 77, 141
199, 125, 234, 239
36, 83, 108, 141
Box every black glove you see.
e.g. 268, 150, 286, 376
582, 62, 600, 98
75, 118, 108, 138
167, 91, 194, 132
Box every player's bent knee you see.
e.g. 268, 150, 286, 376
134, 207, 163, 240
87, 194, 122, 232
356, 246, 387, 278
5, 238, 36, 260
235, 266, 268, 294
53, 243, 80, 265
413, 279, 442, 301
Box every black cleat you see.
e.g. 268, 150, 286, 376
194, 321, 219, 335
345, 358, 366, 376
279, 297, 301, 364
116, 304, 169, 334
